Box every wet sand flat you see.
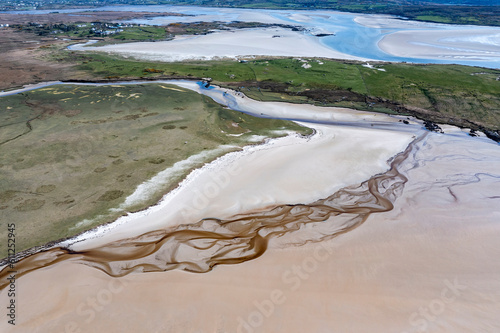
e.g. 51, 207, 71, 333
1, 84, 499, 333
379, 29, 500, 62
1, 129, 499, 333
1, 7, 500, 332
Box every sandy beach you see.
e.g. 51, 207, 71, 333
354, 15, 500, 67
1, 127, 499, 333
354, 15, 444, 29
60, 82, 416, 251
379, 29, 500, 62
1, 4, 500, 331
60, 7, 500, 68
74, 27, 368, 62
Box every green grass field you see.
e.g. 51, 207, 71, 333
111, 26, 168, 41
0, 83, 311, 257
414, 15, 453, 23
67, 53, 500, 131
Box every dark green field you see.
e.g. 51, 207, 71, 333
0, 83, 310, 257
64, 52, 500, 132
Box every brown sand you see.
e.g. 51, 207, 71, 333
1, 128, 499, 332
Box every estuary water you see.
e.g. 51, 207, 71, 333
3, 5, 500, 68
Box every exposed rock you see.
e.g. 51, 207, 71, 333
423, 120, 443, 133
483, 130, 500, 143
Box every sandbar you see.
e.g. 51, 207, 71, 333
74, 27, 368, 62
379, 29, 500, 62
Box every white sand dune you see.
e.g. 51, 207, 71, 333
73, 27, 368, 62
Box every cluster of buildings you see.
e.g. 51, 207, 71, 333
89, 22, 135, 36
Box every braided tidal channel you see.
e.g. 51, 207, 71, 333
0, 134, 425, 290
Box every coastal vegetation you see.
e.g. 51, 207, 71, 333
11, 22, 169, 40
0, 83, 311, 257
9, 21, 302, 46
62, 52, 500, 134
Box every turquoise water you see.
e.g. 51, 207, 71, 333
3, 5, 500, 68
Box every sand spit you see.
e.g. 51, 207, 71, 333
0, 80, 418, 256
74, 27, 368, 62
61, 120, 415, 252
379, 29, 500, 62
